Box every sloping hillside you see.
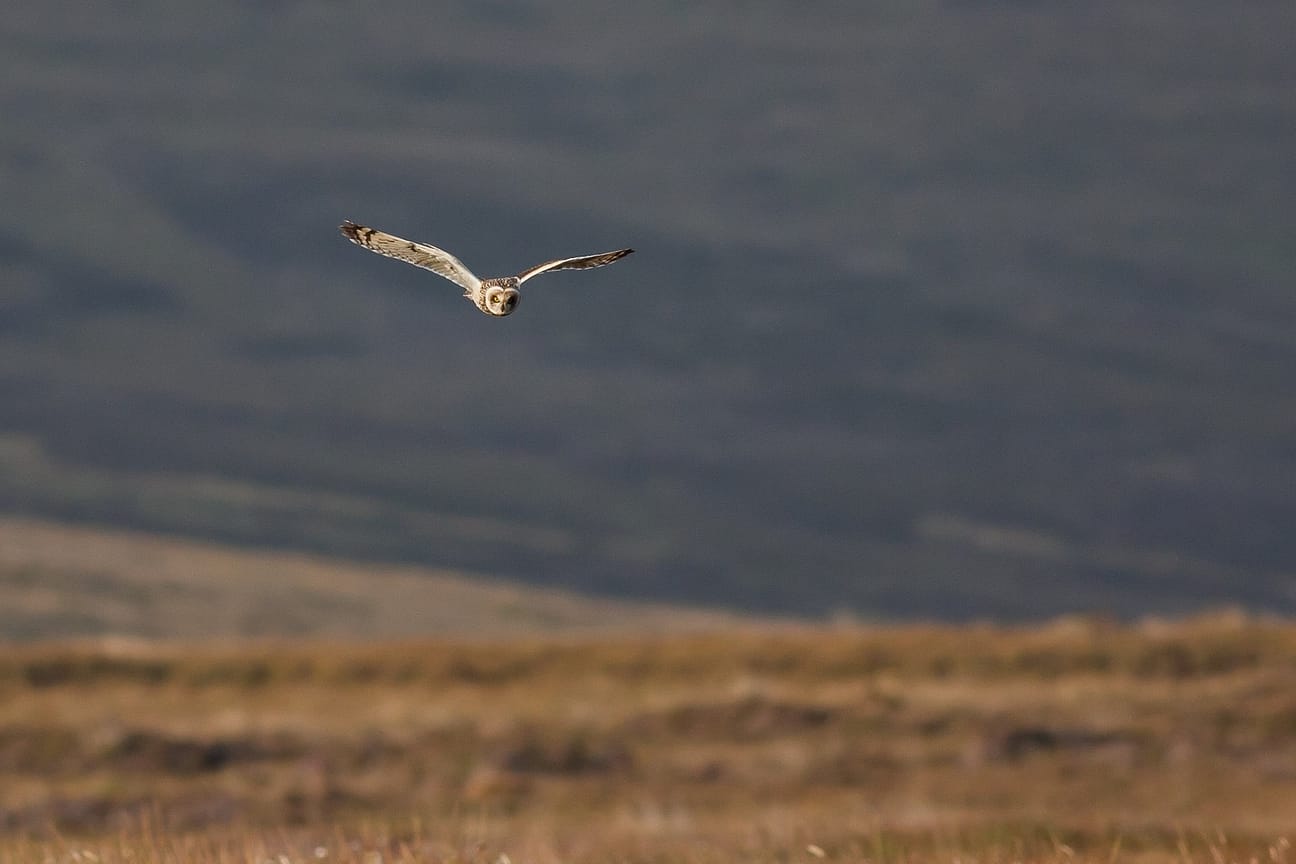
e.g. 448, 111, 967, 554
0, 518, 751, 640
1, 1, 1293, 619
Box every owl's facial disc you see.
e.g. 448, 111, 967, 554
487, 287, 520, 316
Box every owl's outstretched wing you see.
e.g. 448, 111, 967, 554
514, 248, 634, 285
340, 221, 481, 292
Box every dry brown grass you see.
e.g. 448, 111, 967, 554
1, 612, 1295, 862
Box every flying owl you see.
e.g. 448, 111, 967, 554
340, 221, 634, 317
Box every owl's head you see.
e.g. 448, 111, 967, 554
485, 286, 520, 316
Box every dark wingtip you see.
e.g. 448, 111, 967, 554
339, 220, 362, 240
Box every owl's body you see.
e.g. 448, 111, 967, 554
339, 221, 632, 317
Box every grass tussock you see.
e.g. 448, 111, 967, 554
1, 612, 1295, 862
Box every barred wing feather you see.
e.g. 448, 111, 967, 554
514, 248, 634, 285
339, 221, 481, 292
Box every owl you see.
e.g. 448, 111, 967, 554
340, 221, 633, 316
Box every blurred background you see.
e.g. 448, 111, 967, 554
2, 0, 1295, 635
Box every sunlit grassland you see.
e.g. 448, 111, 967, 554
1, 612, 1294, 862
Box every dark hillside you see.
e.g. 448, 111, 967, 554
1, 2, 1294, 619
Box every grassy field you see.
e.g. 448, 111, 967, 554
1, 613, 1294, 862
